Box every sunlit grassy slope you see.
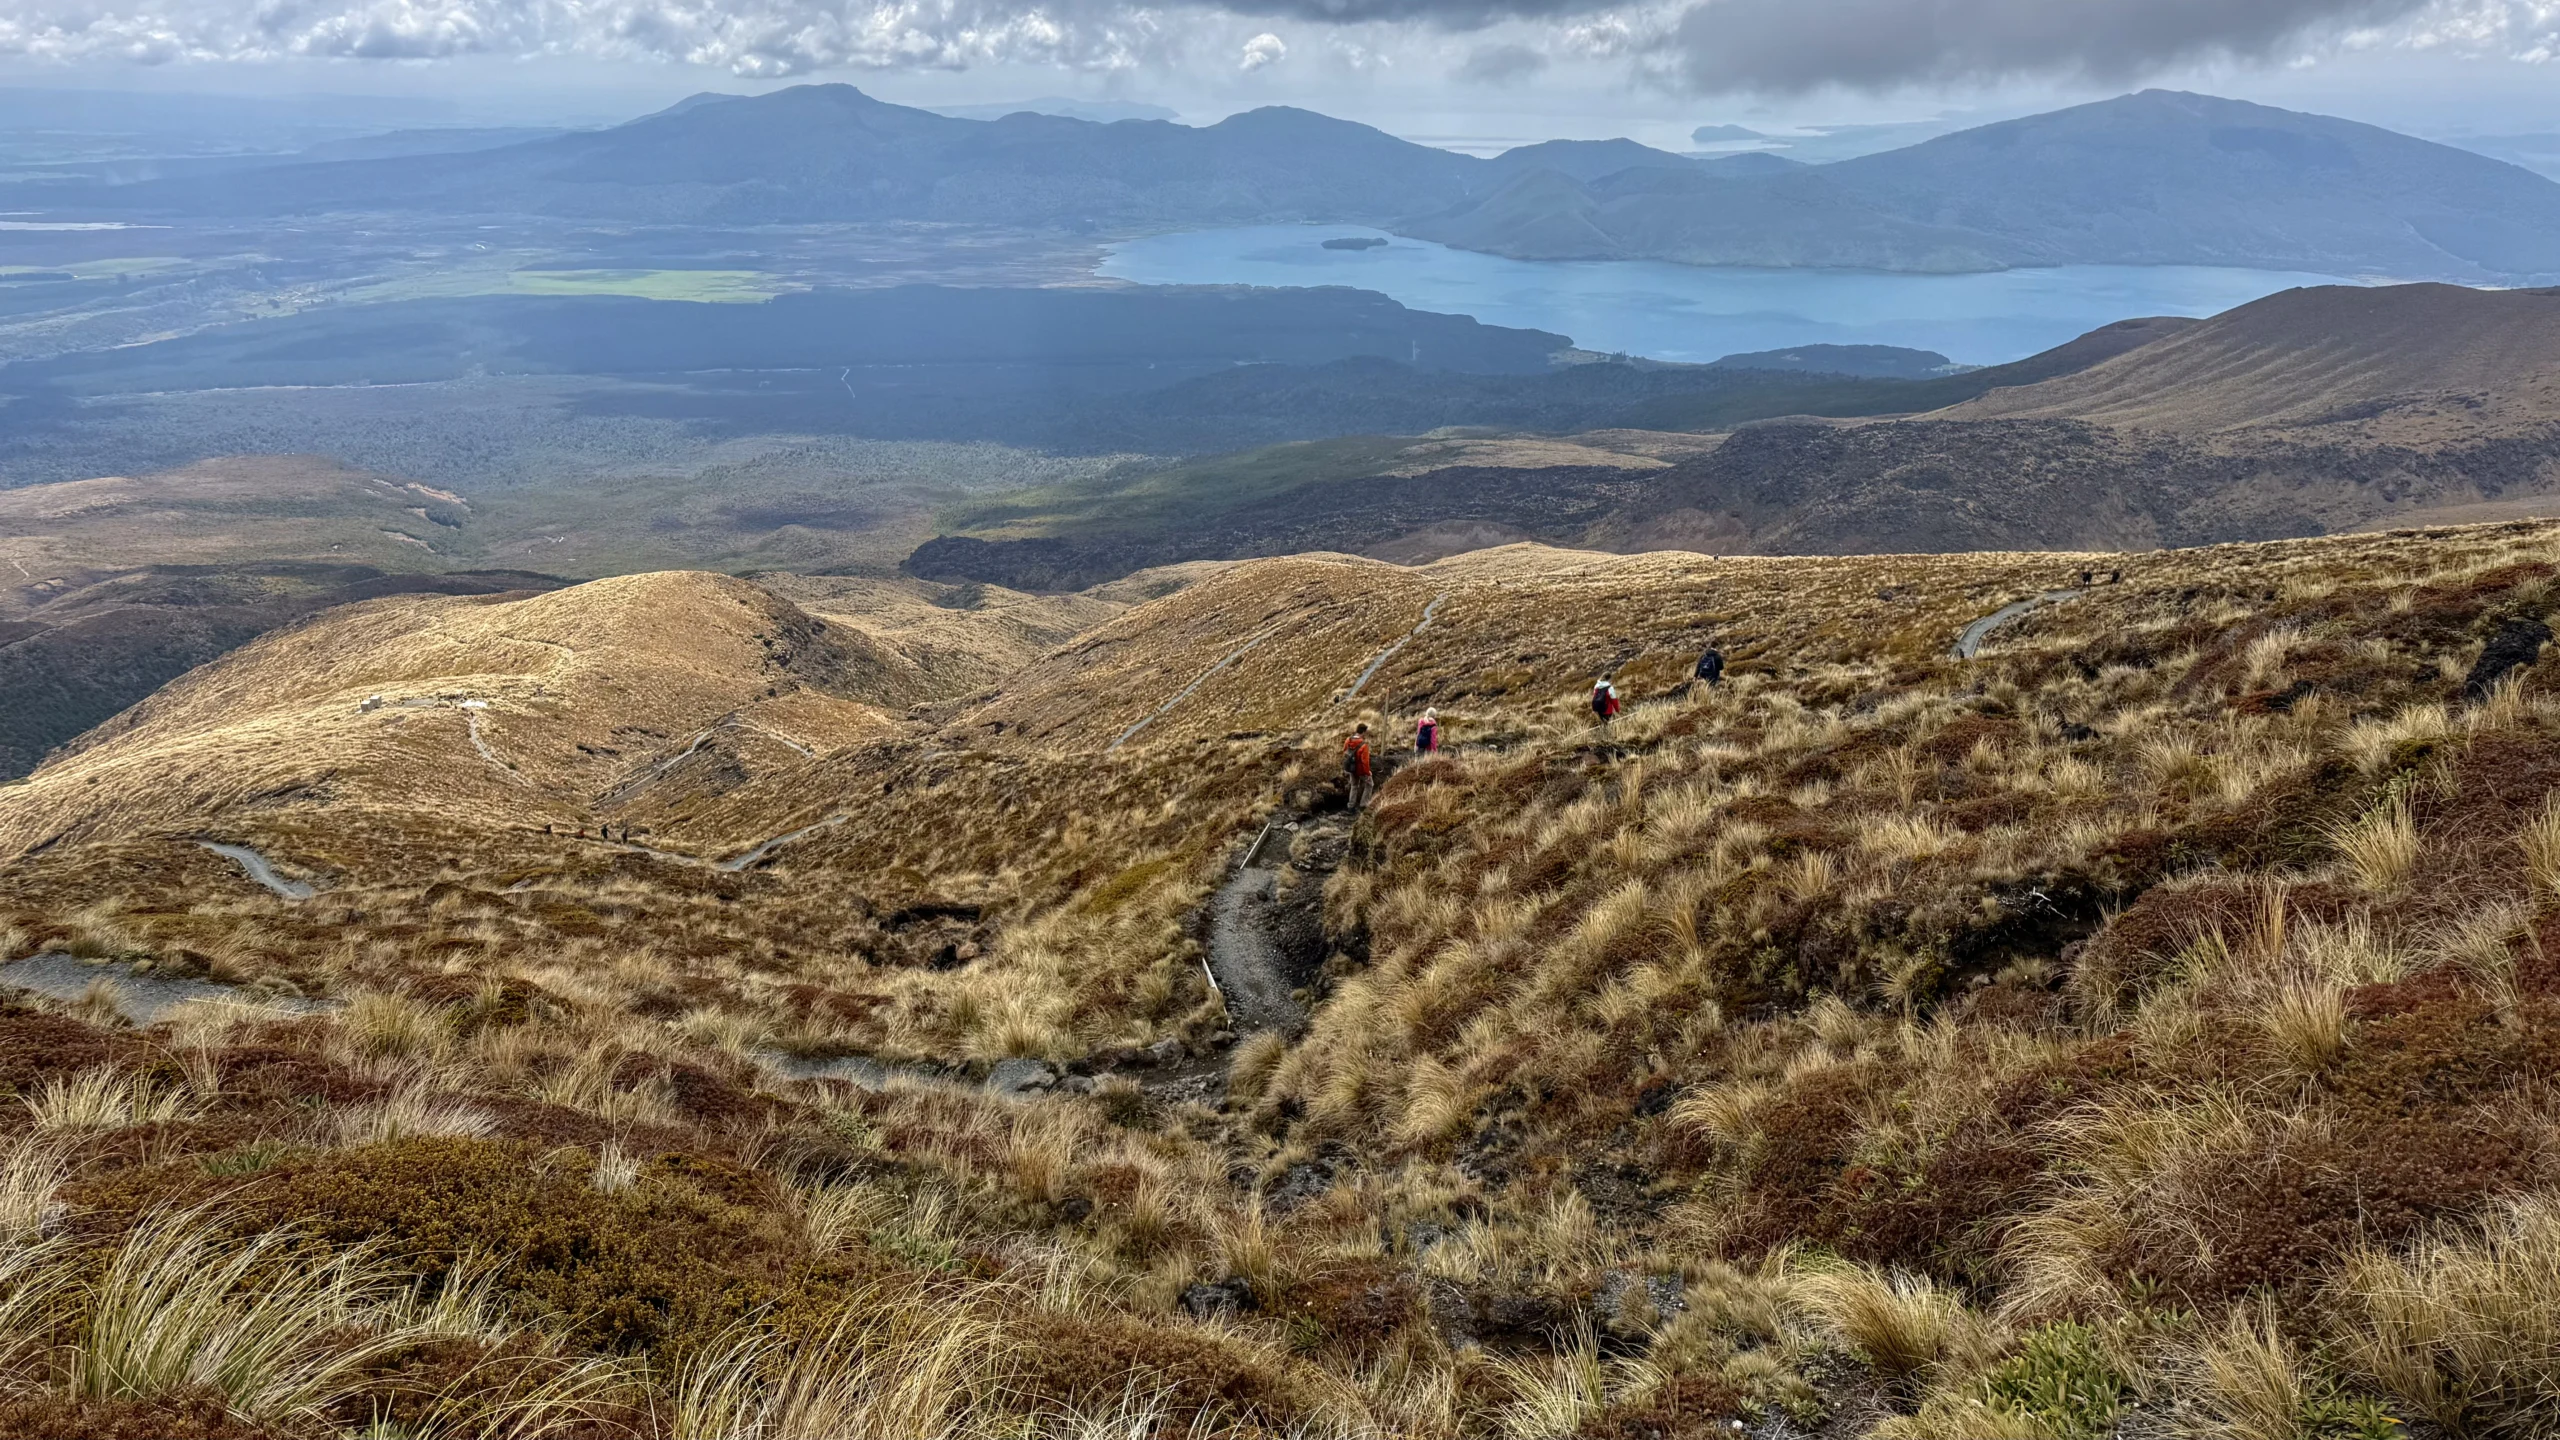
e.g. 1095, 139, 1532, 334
0, 455, 476, 575
6, 521, 2560, 1437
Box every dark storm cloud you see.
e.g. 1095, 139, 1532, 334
1458, 41, 1550, 82
1670, 0, 2441, 92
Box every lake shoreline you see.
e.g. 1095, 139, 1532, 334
1099, 223, 2365, 366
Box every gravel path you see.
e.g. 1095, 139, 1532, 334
1108, 619, 1291, 752
465, 708, 529, 785
1953, 588, 2082, 659
711, 813, 849, 872
0, 952, 327, 1025
1205, 863, 1306, 1036
1345, 592, 1449, 702
199, 840, 317, 899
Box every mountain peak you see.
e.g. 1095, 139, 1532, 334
642, 90, 748, 120
1210, 105, 1387, 138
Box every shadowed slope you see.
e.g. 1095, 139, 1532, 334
1947, 283, 2560, 435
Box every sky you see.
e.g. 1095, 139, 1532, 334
0, 0, 2553, 149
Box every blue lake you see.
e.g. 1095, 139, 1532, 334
1099, 225, 2365, 366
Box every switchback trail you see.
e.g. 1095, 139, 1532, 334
1954, 588, 2083, 659
595, 727, 719, 806
595, 813, 851, 873
465, 708, 529, 785
199, 840, 317, 899
1109, 619, 1291, 752
712, 814, 849, 872
1344, 593, 1449, 703
598, 716, 819, 807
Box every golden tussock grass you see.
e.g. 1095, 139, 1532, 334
2331, 1196, 2560, 1435
9, 522, 2560, 1434
1791, 1262, 1996, 1381
24, 1068, 199, 1132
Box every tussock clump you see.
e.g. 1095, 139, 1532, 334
2332, 1196, 2560, 1436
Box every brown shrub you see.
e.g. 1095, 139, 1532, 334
1820, 1038, 2149, 1286
0, 1392, 282, 1440
1574, 1375, 1748, 1440
2339, 973, 2551, 1109
2127, 1113, 2542, 1307
401, 973, 559, 1032
2120, 982, 2559, 1307
179, 1137, 845, 1357
1006, 1311, 1316, 1428
1275, 1256, 1420, 1361
0, 1003, 140, 1097
2374, 561, 2552, 653
2072, 880, 2357, 1011
1945, 979, 2066, 1031
1720, 1060, 1881, 1252
1943, 792, 2035, 833
1916, 715, 2021, 767
607, 1052, 776, 1130
1721, 796, 1850, 859
211, 1045, 382, 1110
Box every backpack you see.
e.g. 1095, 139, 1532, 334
1342, 736, 1370, 775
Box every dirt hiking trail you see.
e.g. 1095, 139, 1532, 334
1954, 588, 2082, 659
199, 840, 318, 899
1203, 817, 1341, 1038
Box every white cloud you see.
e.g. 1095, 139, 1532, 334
0, 0, 2544, 83
0, 0, 1170, 72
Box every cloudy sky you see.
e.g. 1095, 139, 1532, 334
0, 0, 2553, 147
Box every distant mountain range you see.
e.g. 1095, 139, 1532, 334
56, 84, 1484, 228
925, 96, 1182, 125
34, 85, 2560, 281
1409, 91, 2560, 282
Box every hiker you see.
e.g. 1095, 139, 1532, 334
1342, 724, 1375, 810
1694, 646, 1725, 688
1415, 708, 1441, 757
1591, 678, 1621, 727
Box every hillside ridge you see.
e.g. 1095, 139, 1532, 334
9, 520, 2560, 1436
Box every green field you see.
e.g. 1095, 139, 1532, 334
358, 266, 791, 304
0, 256, 191, 280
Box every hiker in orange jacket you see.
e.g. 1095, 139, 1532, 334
1342, 723, 1375, 810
